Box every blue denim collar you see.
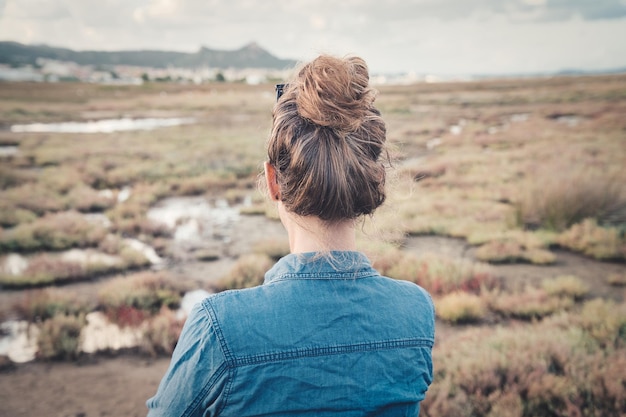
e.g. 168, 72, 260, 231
264, 251, 378, 284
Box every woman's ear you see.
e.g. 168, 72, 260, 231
264, 161, 280, 201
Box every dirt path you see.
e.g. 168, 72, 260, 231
0, 354, 169, 417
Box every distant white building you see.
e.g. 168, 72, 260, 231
0, 65, 44, 82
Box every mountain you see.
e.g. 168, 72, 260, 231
0, 41, 297, 70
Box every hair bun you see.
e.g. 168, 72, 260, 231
295, 55, 375, 132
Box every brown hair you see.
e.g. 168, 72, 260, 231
267, 55, 388, 222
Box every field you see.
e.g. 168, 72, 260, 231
0, 74, 625, 416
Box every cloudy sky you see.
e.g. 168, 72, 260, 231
1, 0, 626, 75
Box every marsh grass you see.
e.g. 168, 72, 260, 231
607, 272, 626, 286
66, 185, 116, 212
0, 211, 107, 253
375, 251, 498, 296
215, 254, 274, 291
0, 246, 149, 288
423, 298, 626, 417
252, 238, 290, 261
15, 289, 91, 322
435, 292, 487, 324
514, 168, 626, 231
141, 307, 185, 357
557, 218, 626, 261
2, 183, 68, 215
0, 76, 624, 407
474, 236, 556, 265
37, 313, 86, 360
541, 275, 589, 301
98, 271, 188, 327
489, 286, 575, 320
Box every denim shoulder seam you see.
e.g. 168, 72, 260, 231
201, 299, 235, 367
180, 361, 228, 417
216, 366, 236, 416
233, 337, 434, 366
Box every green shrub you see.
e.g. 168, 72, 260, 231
575, 298, 626, 349
141, 307, 185, 357
0, 211, 107, 253
0, 254, 84, 287
107, 202, 171, 238
216, 254, 274, 291
98, 271, 187, 326
15, 289, 90, 322
66, 185, 116, 212
435, 292, 487, 324
0, 248, 148, 288
37, 314, 86, 360
2, 183, 67, 215
0, 206, 37, 228
169, 172, 237, 196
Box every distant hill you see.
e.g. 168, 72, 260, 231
0, 41, 297, 70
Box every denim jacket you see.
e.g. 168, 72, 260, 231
147, 251, 435, 417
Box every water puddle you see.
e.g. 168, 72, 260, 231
510, 113, 529, 123
0, 321, 38, 363
0, 290, 212, 362
403, 235, 470, 259
10, 117, 195, 134
0, 243, 162, 281
0, 146, 19, 157
555, 115, 581, 127
81, 312, 143, 354
124, 238, 163, 266
178, 289, 213, 319
148, 196, 240, 245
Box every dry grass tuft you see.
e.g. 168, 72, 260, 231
141, 307, 185, 357
0, 211, 107, 253
557, 218, 626, 260
489, 286, 574, 320
37, 313, 86, 361
215, 254, 274, 291
15, 289, 91, 322
376, 251, 498, 296
514, 168, 625, 231
98, 271, 188, 327
541, 275, 589, 300
435, 292, 487, 324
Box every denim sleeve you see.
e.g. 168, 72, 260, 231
146, 302, 229, 417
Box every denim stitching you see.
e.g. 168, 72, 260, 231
181, 362, 228, 417
269, 271, 378, 283
233, 338, 434, 366
202, 300, 235, 367
216, 366, 236, 416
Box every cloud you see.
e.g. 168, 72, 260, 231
0, 0, 625, 74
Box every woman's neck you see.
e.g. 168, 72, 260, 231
279, 204, 356, 254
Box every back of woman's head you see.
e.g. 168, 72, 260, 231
267, 55, 388, 222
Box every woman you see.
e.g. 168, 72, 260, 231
147, 55, 435, 416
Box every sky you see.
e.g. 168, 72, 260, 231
1, 0, 626, 75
